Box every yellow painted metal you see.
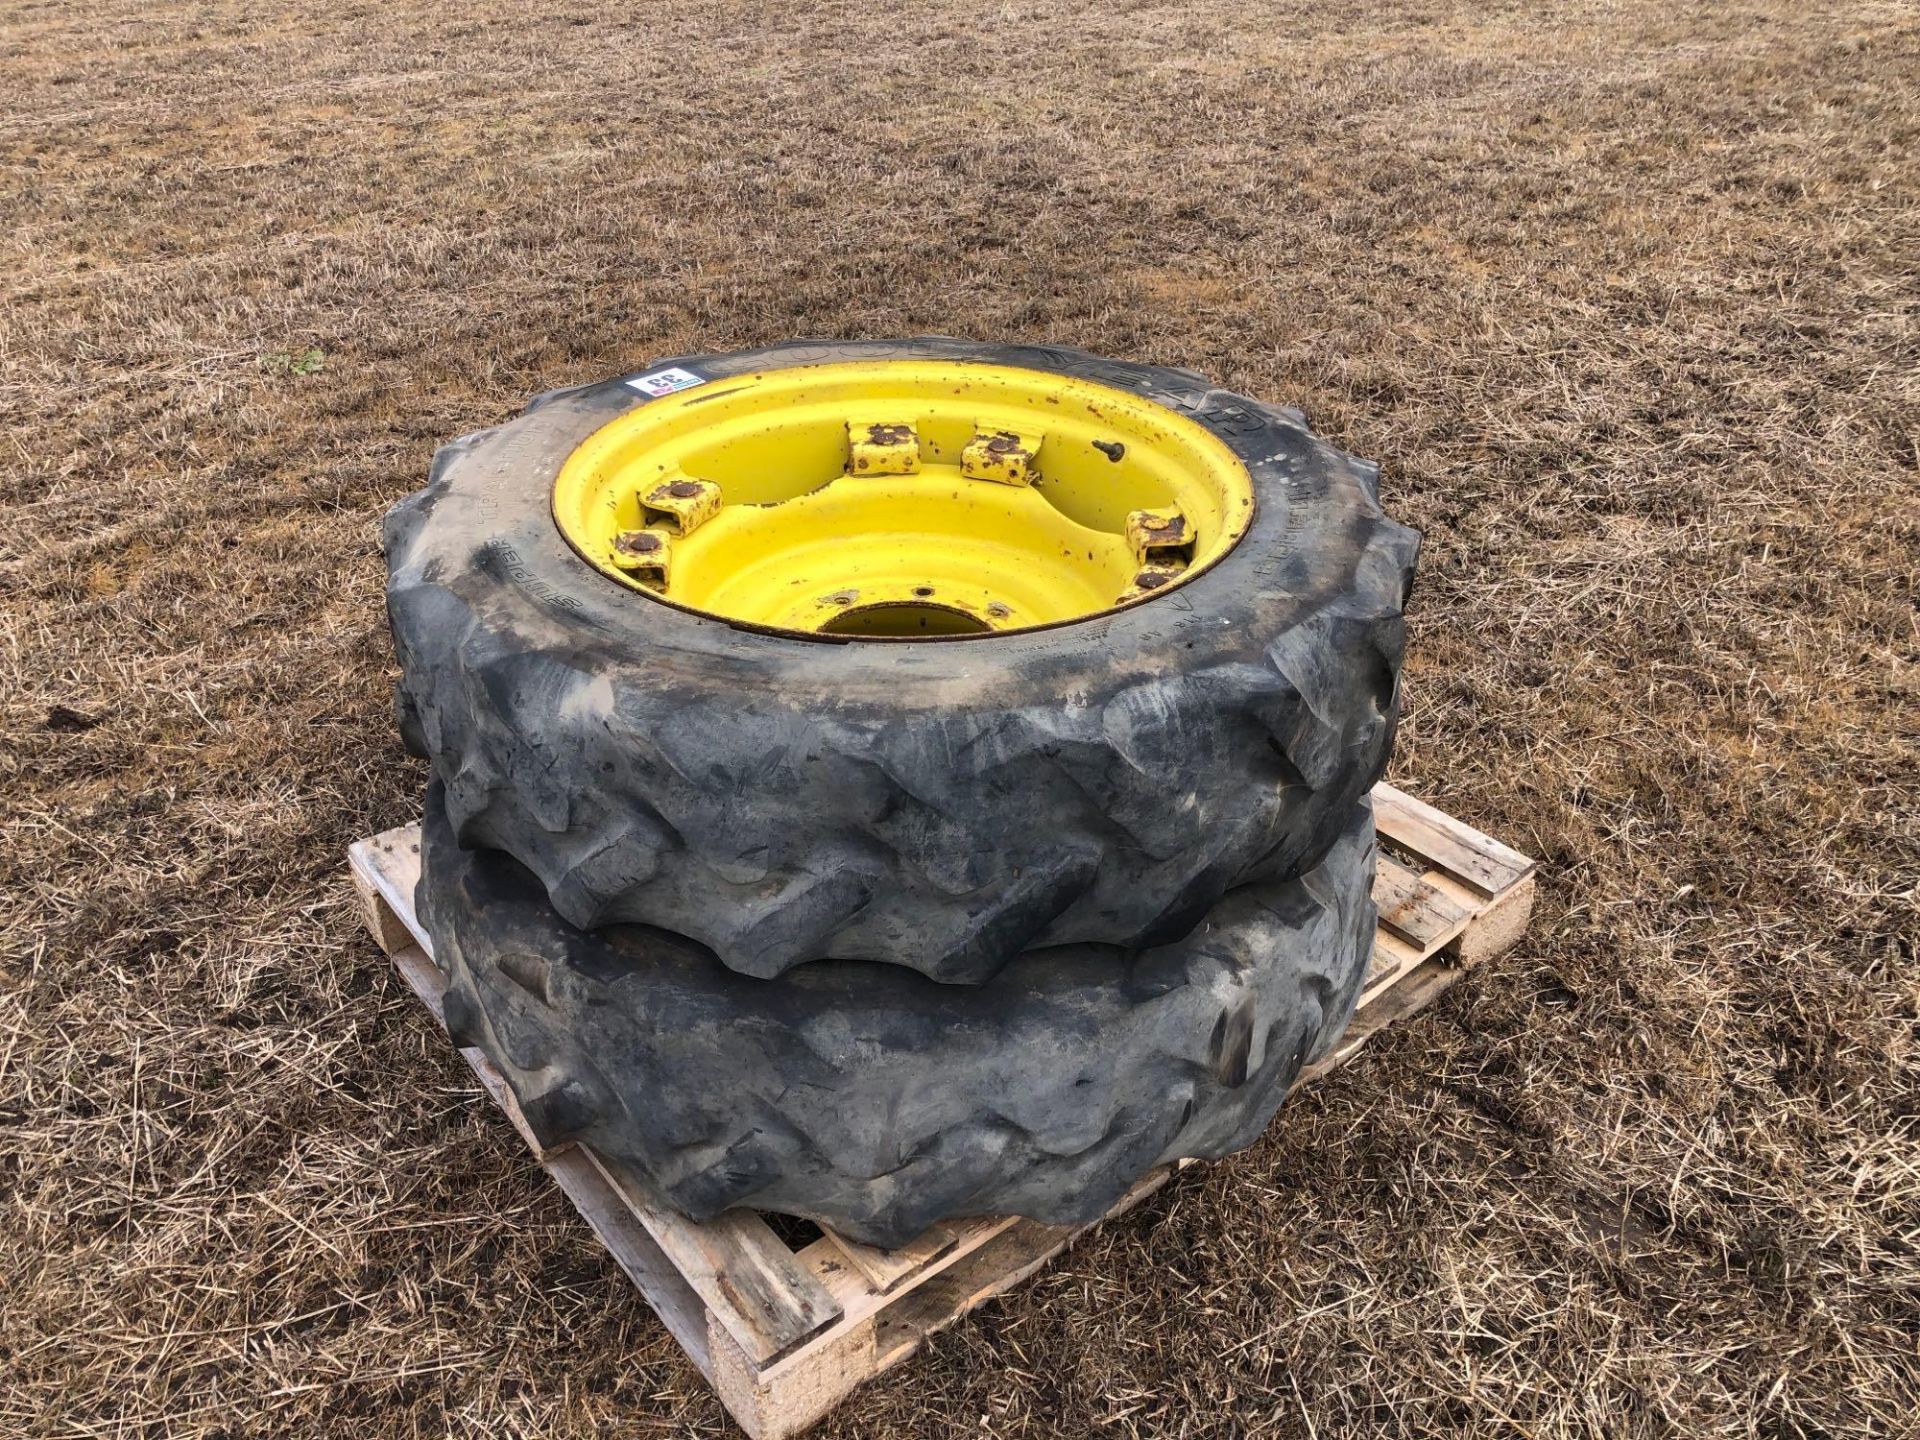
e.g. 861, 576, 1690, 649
1125, 506, 1194, 565
551, 360, 1256, 639
640, 477, 722, 535
846, 420, 922, 476
1117, 560, 1186, 606
610, 527, 670, 590
960, 425, 1040, 486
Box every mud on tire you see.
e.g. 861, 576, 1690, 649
420, 780, 1379, 1248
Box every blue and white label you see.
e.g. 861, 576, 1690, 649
625, 366, 707, 397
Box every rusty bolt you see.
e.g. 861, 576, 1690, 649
961, 426, 1040, 485
1134, 570, 1171, 589
616, 531, 664, 555
666, 480, 703, 499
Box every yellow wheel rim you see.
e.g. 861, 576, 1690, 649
551, 360, 1256, 639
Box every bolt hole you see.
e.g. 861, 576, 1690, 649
912, 586, 935, 597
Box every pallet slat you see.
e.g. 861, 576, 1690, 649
1373, 854, 1472, 953
347, 779, 1534, 1440
544, 1145, 718, 1378
1374, 781, 1534, 897
351, 826, 426, 953
821, 1223, 960, 1294
589, 1154, 845, 1366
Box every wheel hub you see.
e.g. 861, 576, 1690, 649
551, 360, 1256, 638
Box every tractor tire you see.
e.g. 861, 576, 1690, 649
419, 781, 1378, 1248
385, 338, 1417, 984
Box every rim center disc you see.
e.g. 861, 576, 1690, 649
551, 359, 1256, 639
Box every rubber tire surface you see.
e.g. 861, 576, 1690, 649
420, 781, 1378, 1248
387, 339, 1418, 984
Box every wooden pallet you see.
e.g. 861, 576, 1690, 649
348, 782, 1534, 1438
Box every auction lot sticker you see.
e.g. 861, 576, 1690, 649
626, 366, 707, 397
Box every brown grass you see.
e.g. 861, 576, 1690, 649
3, 0, 1916, 1435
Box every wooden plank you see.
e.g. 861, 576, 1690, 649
1374, 782, 1534, 898
707, 1307, 871, 1440
350, 861, 416, 955
788, 1215, 1026, 1338
588, 1152, 844, 1368
1372, 854, 1472, 955
821, 1223, 961, 1295
716, 1169, 1178, 1440
819, 1211, 1027, 1297
543, 1147, 716, 1380
706, 1210, 1037, 1434
1446, 871, 1535, 968
348, 825, 427, 949
867, 1167, 1172, 1374
1364, 933, 1414, 983
1360, 933, 1423, 1003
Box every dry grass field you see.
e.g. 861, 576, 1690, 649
4, 0, 1916, 1435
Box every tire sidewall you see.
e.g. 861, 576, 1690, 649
389, 338, 1394, 709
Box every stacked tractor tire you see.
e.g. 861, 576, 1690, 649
384, 340, 1419, 1248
